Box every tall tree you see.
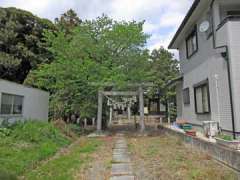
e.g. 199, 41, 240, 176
0, 7, 55, 83
26, 13, 150, 119
54, 9, 82, 33
149, 47, 179, 117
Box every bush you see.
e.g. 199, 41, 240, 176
10, 121, 70, 145
0, 128, 11, 137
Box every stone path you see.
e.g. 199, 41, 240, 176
110, 133, 135, 180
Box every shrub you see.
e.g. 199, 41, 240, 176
0, 128, 11, 137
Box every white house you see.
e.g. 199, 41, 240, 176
0, 79, 49, 124
168, 0, 240, 138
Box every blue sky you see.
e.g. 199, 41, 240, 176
0, 0, 193, 52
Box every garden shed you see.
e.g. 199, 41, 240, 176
0, 79, 49, 124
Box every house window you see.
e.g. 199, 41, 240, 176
186, 26, 198, 58
194, 81, 210, 114
0, 93, 23, 115
183, 88, 190, 105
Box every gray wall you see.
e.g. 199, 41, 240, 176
0, 79, 49, 122
176, 2, 237, 132
227, 21, 240, 132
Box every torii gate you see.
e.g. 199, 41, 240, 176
97, 86, 145, 132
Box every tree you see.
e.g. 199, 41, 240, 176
55, 9, 82, 34
0, 7, 55, 83
25, 13, 150, 120
149, 47, 179, 117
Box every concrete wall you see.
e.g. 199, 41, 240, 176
0, 79, 49, 122
163, 126, 240, 174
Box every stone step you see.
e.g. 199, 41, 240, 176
110, 134, 135, 180
112, 154, 131, 163
115, 144, 128, 149
110, 175, 135, 180
111, 163, 133, 176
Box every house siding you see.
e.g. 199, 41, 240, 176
227, 21, 240, 132
0, 79, 49, 122
177, 5, 234, 132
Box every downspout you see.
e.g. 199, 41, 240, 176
210, 0, 236, 139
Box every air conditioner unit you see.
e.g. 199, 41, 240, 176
203, 121, 219, 138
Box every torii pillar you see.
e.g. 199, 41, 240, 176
97, 90, 103, 132
109, 106, 113, 126
139, 86, 145, 132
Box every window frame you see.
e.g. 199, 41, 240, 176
186, 26, 198, 59
183, 88, 190, 105
194, 80, 211, 114
0, 93, 24, 115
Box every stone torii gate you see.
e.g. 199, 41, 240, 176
97, 86, 145, 132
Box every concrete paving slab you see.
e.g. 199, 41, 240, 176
115, 144, 128, 149
113, 154, 131, 163
110, 134, 135, 180
113, 148, 128, 153
111, 163, 132, 176
113, 152, 129, 156
110, 175, 135, 180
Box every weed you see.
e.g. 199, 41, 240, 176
0, 121, 71, 177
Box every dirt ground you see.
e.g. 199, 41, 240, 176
125, 127, 238, 180
74, 136, 114, 180
23, 124, 238, 180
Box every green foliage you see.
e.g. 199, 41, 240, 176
24, 139, 102, 180
0, 7, 55, 83
149, 47, 179, 100
0, 127, 11, 137
0, 121, 71, 177
25, 13, 150, 119
55, 9, 82, 34
218, 134, 234, 141
10, 121, 69, 145
0, 170, 17, 180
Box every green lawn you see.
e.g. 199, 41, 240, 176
0, 121, 71, 179
23, 138, 102, 180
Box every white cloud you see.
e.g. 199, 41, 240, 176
1, 0, 194, 55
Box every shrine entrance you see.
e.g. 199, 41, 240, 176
97, 85, 150, 132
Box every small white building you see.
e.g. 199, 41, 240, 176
0, 79, 49, 124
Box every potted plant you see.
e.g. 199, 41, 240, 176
215, 134, 240, 150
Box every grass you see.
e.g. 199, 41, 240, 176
0, 121, 71, 178
128, 134, 238, 180
23, 138, 102, 180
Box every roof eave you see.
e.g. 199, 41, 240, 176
168, 0, 201, 49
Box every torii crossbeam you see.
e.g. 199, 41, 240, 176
97, 86, 145, 132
